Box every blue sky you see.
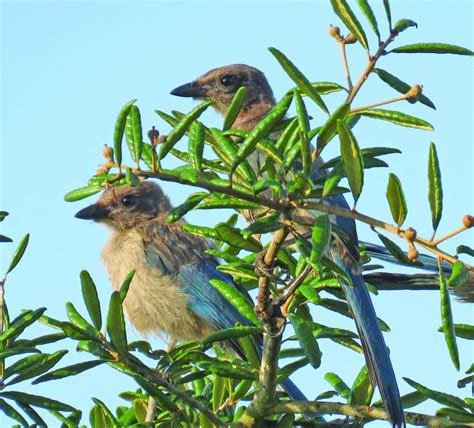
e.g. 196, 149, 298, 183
1, 1, 473, 426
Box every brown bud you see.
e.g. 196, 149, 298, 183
407, 245, 419, 262
345, 33, 357, 44
463, 215, 474, 228
154, 135, 167, 147
406, 84, 422, 104
329, 25, 342, 41
102, 145, 114, 162
405, 227, 417, 242
148, 126, 160, 143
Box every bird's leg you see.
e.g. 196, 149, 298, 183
145, 338, 177, 422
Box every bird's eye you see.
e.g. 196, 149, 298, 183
121, 195, 137, 207
220, 74, 236, 87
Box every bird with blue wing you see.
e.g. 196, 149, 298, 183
75, 181, 308, 405
171, 64, 405, 427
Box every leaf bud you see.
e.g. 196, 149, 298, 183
102, 145, 114, 162
147, 126, 160, 143
407, 245, 419, 262
406, 84, 422, 104
345, 33, 357, 44
463, 215, 474, 228
154, 135, 167, 147
328, 25, 343, 41
405, 227, 417, 242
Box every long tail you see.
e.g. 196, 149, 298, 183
332, 249, 405, 428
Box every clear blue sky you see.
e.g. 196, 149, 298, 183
1, 1, 472, 426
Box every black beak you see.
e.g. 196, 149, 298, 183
75, 204, 110, 221
170, 81, 206, 98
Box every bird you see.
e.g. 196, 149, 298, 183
74, 181, 308, 402
171, 64, 405, 427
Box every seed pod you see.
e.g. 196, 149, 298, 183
102, 145, 114, 162
407, 244, 419, 262
329, 25, 342, 41
147, 126, 160, 143
155, 135, 167, 147
405, 227, 417, 242
406, 84, 422, 104
463, 215, 474, 228
345, 33, 357, 44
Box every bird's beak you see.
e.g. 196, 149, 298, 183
170, 81, 206, 98
75, 204, 110, 221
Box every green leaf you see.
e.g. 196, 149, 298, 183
322, 163, 344, 198
438, 323, 474, 340
310, 214, 332, 264
125, 105, 143, 163
4, 353, 47, 379
64, 185, 102, 202
386, 173, 408, 227
119, 270, 135, 302
159, 100, 214, 159
230, 94, 293, 176
356, 0, 380, 41
209, 279, 260, 326
458, 376, 474, 389
376, 232, 411, 264
448, 261, 470, 287
32, 360, 104, 385
356, 109, 434, 131
316, 103, 351, 155
324, 372, 350, 399
436, 407, 474, 423
80, 270, 102, 331
91, 398, 119, 426
294, 91, 311, 175
269, 47, 328, 114
183, 224, 219, 240
215, 223, 262, 253
288, 314, 322, 369
0, 211, 9, 221
0, 391, 76, 412
428, 143, 443, 232
390, 43, 474, 56
205, 361, 257, 381
66, 302, 99, 340
76, 340, 114, 361
124, 167, 139, 187
106, 291, 128, 355
201, 326, 262, 346
403, 377, 468, 411
0, 398, 29, 427
393, 19, 418, 34
1, 308, 46, 342
223, 86, 248, 130
457, 245, 474, 257
382, 0, 392, 28
439, 267, 460, 370
113, 99, 136, 167
349, 365, 374, 406
330, 0, 369, 51
188, 121, 205, 172
166, 193, 206, 224
197, 199, 261, 211
373, 68, 436, 109
400, 391, 427, 409
337, 119, 364, 204
7, 233, 29, 274
0, 234, 12, 243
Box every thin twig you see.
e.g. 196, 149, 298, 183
339, 41, 353, 91
349, 93, 408, 114
431, 225, 468, 246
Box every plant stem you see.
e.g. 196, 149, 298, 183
339, 41, 353, 91
350, 93, 408, 114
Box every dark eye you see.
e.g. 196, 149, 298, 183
220, 74, 236, 87
121, 195, 137, 207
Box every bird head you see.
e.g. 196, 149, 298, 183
75, 181, 171, 231
170, 64, 275, 117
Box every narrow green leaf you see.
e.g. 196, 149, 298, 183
310, 214, 332, 264
215, 223, 262, 253
80, 270, 102, 331
32, 360, 104, 385
428, 143, 443, 232
64, 186, 102, 202
275, 117, 298, 152
324, 372, 350, 399
288, 314, 322, 369
113, 99, 136, 168
91, 398, 119, 426
209, 279, 260, 326
0, 398, 29, 427
188, 121, 205, 172
386, 173, 408, 227
76, 340, 114, 360
0, 391, 76, 412
183, 224, 219, 240
159, 100, 213, 159
197, 199, 261, 211
356, 0, 380, 41
6, 233, 29, 274
439, 267, 460, 370
382, 0, 392, 28
403, 377, 468, 411
206, 361, 257, 381
438, 323, 474, 340
390, 43, 474, 56
376, 232, 411, 264
373, 68, 436, 109
201, 326, 262, 346
166, 193, 206, 224
448, 261, 469, 287
400, 391, 427, 409
316, 103, 351, 155
1, 308, 46, 342
124, 167, 139, 187
393, 19, 418, 34
349, 365, 374, 405
238, 334, 261, 370
4, 354, 47, 379
66, 302, 99, 340
242, 218, 282, 239
323, 163, 344, 198
294, 91, 311, 175
458, 376, 474, 389
457, 245, 474, 257
269, 48, 328, 114
330, 0, 369, 51
436, 407, 474, 423
337, 119, 364, 204
356, 109, 434, 131
0, 211, 9, 221
223, 86, 248, 130
125, 105, 143, 163
119, 270, 136, 302
230, 94, 293, 176
106, 291, 128, 355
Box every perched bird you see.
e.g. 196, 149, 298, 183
75, 181, 307, 401
171, 64, 405, 427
